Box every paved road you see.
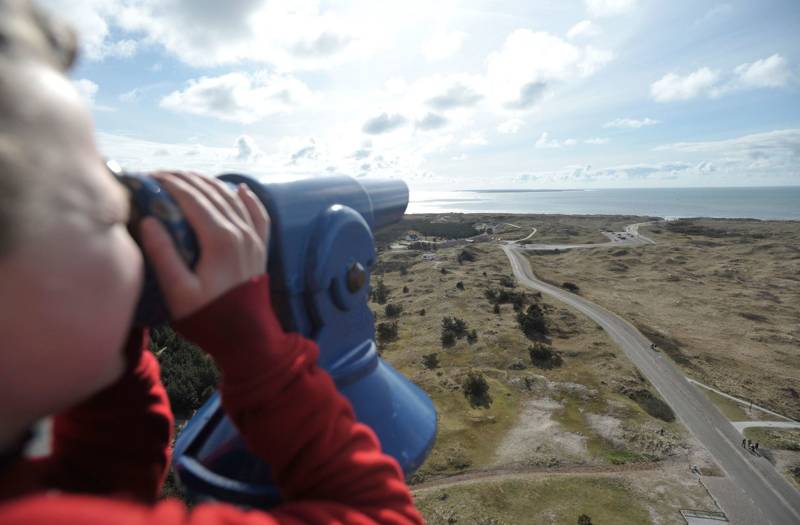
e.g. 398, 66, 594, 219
501, 244, 800, 525
732, 421, 800, 432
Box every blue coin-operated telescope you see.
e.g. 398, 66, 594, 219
113, 168, 437, 508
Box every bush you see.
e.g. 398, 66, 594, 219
493, 303, 501, 314
482, 271, 488, 277
151, 326, 219, 419
577, 515, 592, 525
562, 282, 580, 293
462, 370, 491, 407
399, 265, 408, 276
528, 343, 562, 369
456, 281, 464, 290
467, 329, 478, 344
402, 285, 409, 293
625, 388, 675, 422
419, 308, 426, 316
517, 304, 548, 339
441, 329, 456, 347
457, 249, 476, 264
442, 316, 468, 337
372, 277, 390, 304
485, 288, 528, 310
385, 303, 403, 318
376, 321, 399, 343
440, 267, 448, 275
422, 353, 439, 369
499, 275, 515, 288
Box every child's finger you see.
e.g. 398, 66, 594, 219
140, 217, 197, 305
239, 184, 270, 244
169, 172, 248, 231
156, 174, 234, 253
205, 176, 255, 230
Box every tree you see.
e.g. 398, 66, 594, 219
385, 303, 403, 318
462, 370, 491, 407
376, 321, 399, 343
528, 342, 562, 369
422, 353, 439, 369
151, 326, 219, 419
441, 329, 456, 347
499, 275, 515, 288
442, 316, 468, 337
517, 304, 547, 339
372, 277, 390, 304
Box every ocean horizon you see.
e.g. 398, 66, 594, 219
406, 186, 800, 221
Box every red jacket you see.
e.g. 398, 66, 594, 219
0, 275, 423, 524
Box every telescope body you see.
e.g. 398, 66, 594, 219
117, 173, 437, 507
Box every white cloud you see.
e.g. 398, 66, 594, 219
497, 118, 525, 134
112, 1, 375, 69
422, 31, 466, 61
656, 129, 800, 157
567, 20, 600, 40
650, 67, 720, 102
604, 117, 659, 128
535, 132, 576, 149
38, 0, 137, 60
160, 72, 312, 124
486, 29, 613, 110
585, 0, 637, 18
730, 54, 791, 90
362, 113, 408, 134
235, 135, 264, 162
652, 55, 792, 102
461, 132, 488, 146
585, 137, 610, 144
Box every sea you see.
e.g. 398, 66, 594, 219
406, 186, 800, 220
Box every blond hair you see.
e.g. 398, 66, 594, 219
0, 0, 77, 255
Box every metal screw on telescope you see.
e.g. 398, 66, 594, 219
347, 262, 366, 293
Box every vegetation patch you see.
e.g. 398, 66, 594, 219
152, 326, 218, 419
620, 387, 675, 422
743, 428, 800, 451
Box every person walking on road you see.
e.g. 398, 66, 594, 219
742, 438, 747, 448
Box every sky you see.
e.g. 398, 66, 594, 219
41, 0, 800, 191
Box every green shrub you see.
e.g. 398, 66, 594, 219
528, 343, 562, 369
467, 329, 478, 344
385, 303, 403, 317
462, 370, 491, 407
456, 281, 464, 290
562, 281, 580, 293
441, 329, 456, 347
372, 277, 390, 304
151, 326, 218, 419
376, 321, 399, 343
422, 353, 439, 369
517, 304, 548, 339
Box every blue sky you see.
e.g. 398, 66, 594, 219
42, 0, 800, 191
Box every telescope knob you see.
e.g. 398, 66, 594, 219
307, 204, 375, 313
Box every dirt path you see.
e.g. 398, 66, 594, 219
411, 460, 668, 493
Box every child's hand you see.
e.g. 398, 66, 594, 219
140, 171, 270, 320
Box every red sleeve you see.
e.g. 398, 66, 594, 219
43, 328, 173, 502
171, 274, 423, 524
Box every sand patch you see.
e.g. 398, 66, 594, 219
493, 397, 588, 466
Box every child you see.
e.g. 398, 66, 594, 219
0, 1, 423, 523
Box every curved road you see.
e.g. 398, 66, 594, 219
501, 244, 800, 525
